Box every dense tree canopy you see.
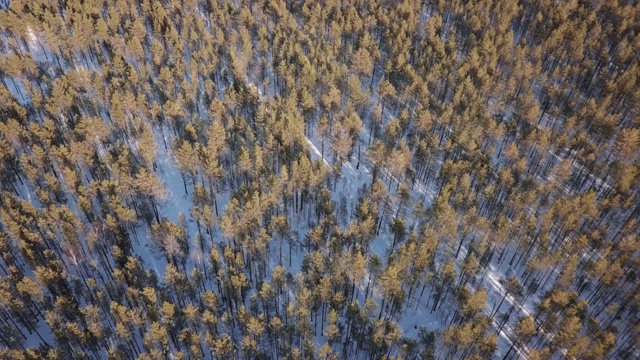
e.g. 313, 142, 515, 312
0, 0, 638, 359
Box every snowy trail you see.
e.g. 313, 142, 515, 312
305, 137, 330, 167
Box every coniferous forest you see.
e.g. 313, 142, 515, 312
0, 0, 639, 359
